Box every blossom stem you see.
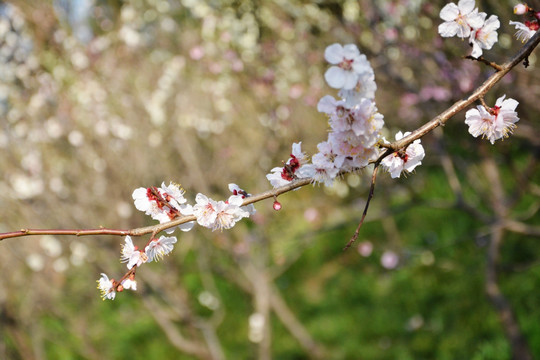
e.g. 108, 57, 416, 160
479, 95, 490, 112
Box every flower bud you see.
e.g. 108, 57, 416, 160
273, 201, 282, 211
514, 4, 529, 15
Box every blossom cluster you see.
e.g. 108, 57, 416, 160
437, 2, 523, 143
509, 3, 540, 43
266, 43, 422, 186
97, 235, 176, 300
132, 182, 194, 233
438, 0, 500, 58
97, 182, 255, 300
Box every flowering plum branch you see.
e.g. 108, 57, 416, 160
1, 1, 540, 302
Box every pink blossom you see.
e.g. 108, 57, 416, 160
310, 152, 340, 186
358, 241, 373, 257
328, 131, 379, 170
381, 250, 399, 269
315, 141, 346, 169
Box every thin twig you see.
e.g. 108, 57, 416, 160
464, 55, 504, 71
343, 164, 379, 250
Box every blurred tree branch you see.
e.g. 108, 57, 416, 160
483, 155, 533, 360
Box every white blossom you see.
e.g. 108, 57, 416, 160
469, 15, 499, 58
509, 21, 538, 43
120, 236, 147, 269
381, 132, 425, 179
229, 183, 256, 216
324, 43, 370, 90
290, 142, 308, 164
310, 152, 340, 186
193, 193, 250, 231
97, 273, 116, 300
315, 140, 346, 170
328, 130, 379, 170
317, 95, 348, 118
266, 142, 309, 188
438, 0, 485, 39
121, 278, 137, 291
159, 182, 188, 210
266, 167, 292, 188
464, 95, 519, 144
514, 4, 529, 15
212, 196, 250, 231
145, 235, 177, 262
193, 193, 218, 228
132, 187, 154, 213
338, 70, 377, 105
132, 183, 194, 234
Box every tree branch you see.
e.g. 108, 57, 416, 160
383, 30, 540, 155
483, 156, 533, 360
1, 31, 540, 246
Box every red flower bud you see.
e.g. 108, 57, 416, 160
273, 201, 282, 211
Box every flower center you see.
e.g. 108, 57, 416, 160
339, 58, 354, 71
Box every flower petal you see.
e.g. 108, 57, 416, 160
324, 67, 346, 89
324, 43, 344, 64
